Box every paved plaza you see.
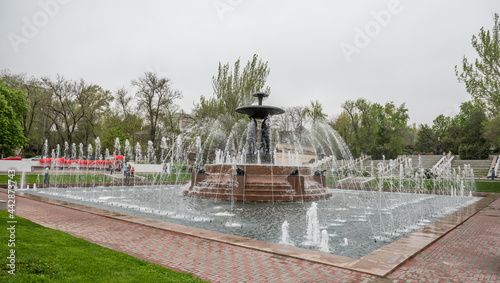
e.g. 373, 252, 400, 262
1, 191, 499, 282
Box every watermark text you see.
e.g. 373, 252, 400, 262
6, 170, 17, 275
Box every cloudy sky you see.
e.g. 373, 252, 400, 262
1, 0, 498, 125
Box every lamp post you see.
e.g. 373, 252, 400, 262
436, 136, 443, 155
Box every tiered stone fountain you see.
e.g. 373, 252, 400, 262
183, 92, 333, 202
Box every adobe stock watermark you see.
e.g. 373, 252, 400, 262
213, 0, 244, 21
340, 0, 404, 63
6, 170, 17, 276
7, 0, 71, 54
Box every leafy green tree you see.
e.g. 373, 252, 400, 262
440, 102, 489, 158
442, 120, 460, 154
483, 115, 500, 151
302, 100, 327, 122
415, 124, 435, 153
372, 102, 410, 159
97, 87, 145, 153
458, 104, 489, 159
335, 99, 409, 159
340, 100, 361, 155
195, 54, 271, 120
0, 81, 28, 156
456, 13, 500, 152
432, 114, 452, 140
99, 110, 143, 152
1, 71, 52, 156
456, 13, 500, 115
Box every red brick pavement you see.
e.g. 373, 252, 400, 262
387, 197, 500, 282
3, 193, 499, 282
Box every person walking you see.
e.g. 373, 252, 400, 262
491, 168, 496, 181
43, 167, 50, 184
109, 162, 114, 175
127, 164, 132, 180
124, 164, 130, 184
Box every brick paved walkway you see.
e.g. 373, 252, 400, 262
387, 197, 500, 282
3, 192, 499, 282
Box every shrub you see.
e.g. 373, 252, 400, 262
459, 143, 489, 159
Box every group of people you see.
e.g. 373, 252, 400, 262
122, 163, 134, 183
331, 167, 343, 176
108, 161, 134, 183
162, 164, 194, 174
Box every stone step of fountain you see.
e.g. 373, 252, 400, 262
243, 189, 296, 196
192, 183, 295, 194
185, 191, 332, 202
242, 182, 291, 187
194, 182, 329, 196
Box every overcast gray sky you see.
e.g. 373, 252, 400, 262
1, 0, 498, 125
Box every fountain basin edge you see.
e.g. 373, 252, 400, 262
183, 164, 333, 202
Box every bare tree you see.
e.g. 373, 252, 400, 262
132, 72, 182, 144
115, 87, 132, 117
42, 75, 112, 145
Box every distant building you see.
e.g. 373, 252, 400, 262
178, 113, 194, 130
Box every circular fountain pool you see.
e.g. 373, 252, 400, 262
24, 185, 481, 258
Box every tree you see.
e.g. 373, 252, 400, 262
432, 114, 452, 140
458, 104, 489, 159
456, 13, 500, 115
99, 110, 143, 152
440, 102, 489, 158
96, 87, 145, 151
195, 54, 271, 120
372, 102, 410, 159
335, 98, 410, 159
0, 81, 28, 156
340, 100, 361, 155
415, 124, 435, 153
302, 100, 328, 122
41, 75, 112, 146
483, 115, 500, 150
132, 72, 182, 145
115, 87, 133, 117
1, 70, 52, 155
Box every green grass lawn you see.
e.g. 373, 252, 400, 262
137, 173, 191, 183
474, 180, 500, 193
326, 176, 341, 186
0, 174, 113, 184
0, 211, 206, 282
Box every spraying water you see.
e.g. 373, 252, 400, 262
306, 202, 320, 246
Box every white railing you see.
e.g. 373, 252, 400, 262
378, 155, 407, 176
339, 154, 369, 171
433, 152, 454, 173
488, 155, 500, 178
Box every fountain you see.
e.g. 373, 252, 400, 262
19, 92, 482, 258
183, 92, 333, 202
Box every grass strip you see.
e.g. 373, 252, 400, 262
0, 211, 206, 282
0, 174, 113, 184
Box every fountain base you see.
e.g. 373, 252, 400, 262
183, 164, 332, 202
